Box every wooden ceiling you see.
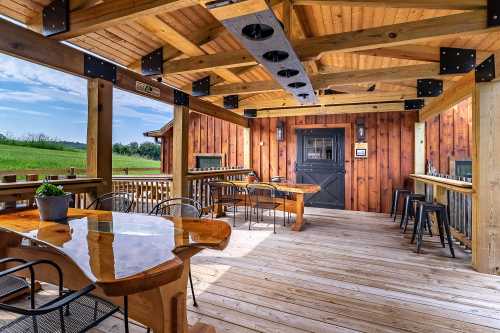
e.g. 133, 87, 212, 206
1, 0, 499, 113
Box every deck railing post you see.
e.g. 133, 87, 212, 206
172, 104, 190, 198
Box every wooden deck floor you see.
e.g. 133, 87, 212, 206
2, 208, 500, 332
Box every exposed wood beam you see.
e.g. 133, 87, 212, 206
210, 63, 452, 96
0, 19, 249, 127
355, 44, 492, 64
161, 11, 496, 74
291, 0, 486, 10
140, 16, 243, 83
32, 0, 197, 41
172, 104, 189, 197
419, 71, 476, 121
239, 90, 418, 108
255, 102, 406, 117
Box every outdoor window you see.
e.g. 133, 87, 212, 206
304, 137, 334, 161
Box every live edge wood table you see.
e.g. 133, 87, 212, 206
229, 181, 321, 231
0, 208, 231, 333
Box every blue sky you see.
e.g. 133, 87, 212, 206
0, 53, 173, 144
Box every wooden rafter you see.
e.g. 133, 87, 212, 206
29, 0, 197, 40
208, 63, 453, 96
0, 19, 248, 127
291, 0, 487, 10
254, 102, 406, 117
160, 11, 497, 75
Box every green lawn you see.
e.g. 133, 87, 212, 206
0, 144, 160, 174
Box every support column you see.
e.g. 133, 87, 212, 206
172, 104, 190, 198
472, 79, 500, 275
414, 122, 426, 194
243, 127, 252, 170
86, 79, 113, 201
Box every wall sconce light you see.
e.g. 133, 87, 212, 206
277, 121, 285, 141
356, 119, 366, 142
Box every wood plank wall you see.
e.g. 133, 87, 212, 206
161, 111, 418, 213
425, 98, 473, 174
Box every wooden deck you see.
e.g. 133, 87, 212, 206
3, 208, 500, 332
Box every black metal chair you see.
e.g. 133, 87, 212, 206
400, 193, 426, 233
270, 177, 291, 226
413, 202, 455, 258
208, 181, 244, 227
86, 192, 134, 213
149, 197, 202, 308
390, 188, 410, 222
246, 183, 283, 234
0, 258, 125, 332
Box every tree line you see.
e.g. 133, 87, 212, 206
112, 142, 160, 161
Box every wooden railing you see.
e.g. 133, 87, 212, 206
112, 168, 251, 214
0, 167, 159, 178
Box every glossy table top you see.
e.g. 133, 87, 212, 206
231, 181, 321, 194
0, 209, 231, 286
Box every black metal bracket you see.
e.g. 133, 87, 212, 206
141, 48, 163, 76
243, 109, 257, 118
174, 89, 189, 106
192, 76, 210, 97
405, 99, 425, 111
440, 47, 476, 75
83, 54, 117, 83
488, 0, 500, 27
223, 95, 239, 109
417, 79, 443, 98
476, 55, 496, 82
42, 0, 69, 37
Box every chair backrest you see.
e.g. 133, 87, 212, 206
246, 183, 278, 205
86, 192, 133, 213
149, 197, 202, 218
208, 181, 237, 202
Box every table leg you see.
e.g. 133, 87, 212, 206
291, 193, 305, 231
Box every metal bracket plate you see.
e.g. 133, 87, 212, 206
405, 99, 425, 111
174, 89, 189, 106
440, 47, 476, 75
42, 0, 69, 37
141, 48, 163, 76
84, 54, 117, 83
243, 109, 257, 118
488, 0, 500, 27
417, 79, 443, 98
476, 55, 496, 82
192, 76, 210, 97
223, 95, 239, 109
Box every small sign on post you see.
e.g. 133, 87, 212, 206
136, 81, 160, 97
354, 142, 368, 159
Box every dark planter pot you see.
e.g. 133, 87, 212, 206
35, 194, 72, 221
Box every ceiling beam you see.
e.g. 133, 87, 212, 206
30, 0, 197, 40
160, 11, 496, 74
239, 90, 418, 108
291, 0, 487, 10
0, 19, 248, 127
209, 63, 454, 96
140, 16, 243, 83
254, 102, 406, 117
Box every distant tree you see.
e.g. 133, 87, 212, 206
112, 141, 160, 160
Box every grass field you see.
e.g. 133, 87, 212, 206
0, 144, 160, 174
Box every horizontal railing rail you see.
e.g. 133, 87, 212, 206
0, 167, 159, 178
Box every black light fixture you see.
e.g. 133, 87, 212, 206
277, 121, 285, 141
356, 119, 366, 142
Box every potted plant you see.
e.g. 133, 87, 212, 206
35, 183, 72, 221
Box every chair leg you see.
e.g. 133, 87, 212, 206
426, 217, 433, 237
390, 190, 396, 217
436, 213, 446, 248
441, 209, 456, 258
412, 204, 422, 244
249, 206, 252, 230
189, 269, 198, 307
416, 211, 425, 254
283, 198, 286, 227
123, 296, 130, 333
273, 209, 276, 234
400, 196, 410, 229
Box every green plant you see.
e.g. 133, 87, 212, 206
35, 183, 65, 197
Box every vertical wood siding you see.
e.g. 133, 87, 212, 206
425, 98, 473, 174
161, 111, 418, 213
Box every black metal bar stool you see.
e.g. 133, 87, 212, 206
390, 188, 410, 222
400, 193, 426, 232
413, 202, 455, 258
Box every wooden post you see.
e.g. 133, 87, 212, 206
243, 127, 252, 170
86, 79, 113, 201
172, 104, 190, 198
472, 79, 500, 275
414, 122, 426, 194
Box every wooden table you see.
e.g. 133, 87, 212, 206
0, 208, 231, 333
230, 181, 321, 231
